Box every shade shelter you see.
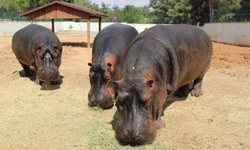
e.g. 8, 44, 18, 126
20, 1, 108, 48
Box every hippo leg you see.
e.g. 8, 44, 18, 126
155, 108, 165, 130
191, 61, 211, 97
32, 65, 41, 85
19, 61, 34, 77
190, 77, 203, 97
174, 82, 193, 97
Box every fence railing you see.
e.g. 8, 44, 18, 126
0, 9, 63, 22
210, 4, 250, 23
0, 9, 28, 21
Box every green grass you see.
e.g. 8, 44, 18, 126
70, 106, 174, 150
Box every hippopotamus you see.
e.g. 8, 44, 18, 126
114, 24, 213, 145
88, 23, 138, 109
12, 24, 62, 84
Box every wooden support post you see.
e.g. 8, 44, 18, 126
87, 18, 90, 48
52, 19, 55, 33
99, 18, 102, 32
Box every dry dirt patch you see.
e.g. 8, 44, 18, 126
0, 34, 249, 149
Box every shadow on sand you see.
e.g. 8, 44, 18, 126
19, 69, 64, 91
62, 42, 93, 48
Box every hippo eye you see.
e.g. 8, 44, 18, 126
53, 46, 58, 50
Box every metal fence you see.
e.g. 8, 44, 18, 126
0, 9, 63, 22
0, 9, 28, 21
210, 4, 250, 23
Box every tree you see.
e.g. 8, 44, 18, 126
149, 0, 192, 24
15, 0, 29, 10
74, 0, 92, 8
100, 2, 110, 14
0, 0, 29, 10
120, 5, 139, 23
91, 3, 100, 11
149, 0, 172, 23
39, 0, 54, 6
0, 0, 16, 10
167, 0, 191, 24
190, 0, 209, 25
107, 5, 121, 22
29, 0, 40, 9
137, 6, 152, 23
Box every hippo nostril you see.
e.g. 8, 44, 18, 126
122, 133, 126, 139
122, 130, 128, 139
134, 134, 140, 141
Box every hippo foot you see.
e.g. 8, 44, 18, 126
191, 89, 203, 97
156, 119, 165, 130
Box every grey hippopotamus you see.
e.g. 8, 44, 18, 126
12, 24, 62, 84
88, 23, 138, 109
114, 24, 213, 145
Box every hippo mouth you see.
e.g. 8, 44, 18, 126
115, 120, 157, 146
37, 52, 59, 81
88, 89, 114, 109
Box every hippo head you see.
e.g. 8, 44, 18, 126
34, 41, 62, 82
114, 70, 166, 145
88, 56, 116, 109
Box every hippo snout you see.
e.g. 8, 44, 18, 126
115, 119, 157, 145
88, 93, 113, 109
38, 68, 59, 81
121, 130, 140, 141
116, 128, 152, 145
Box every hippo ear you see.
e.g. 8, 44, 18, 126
88, 63, 92, 67
146, 80, 154, 88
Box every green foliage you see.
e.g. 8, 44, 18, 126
120, 5, 139, 23
29, 0, 40, 9
15, 0, 29, 10
100, 2, 110, 14
39, 0, 54, 6
1, 0, 249, 24
149, 0, 248, 25
74, 0, 92, 8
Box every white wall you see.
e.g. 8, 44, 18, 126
57, 22, 156, 32
204, 22, 250, 46
1, 21, 250, 46
0, 21, 64, 36
0, 21, 157, 37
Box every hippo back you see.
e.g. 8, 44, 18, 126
94, 23, 138, 46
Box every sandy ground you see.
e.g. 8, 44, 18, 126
0, 32, 250, 150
